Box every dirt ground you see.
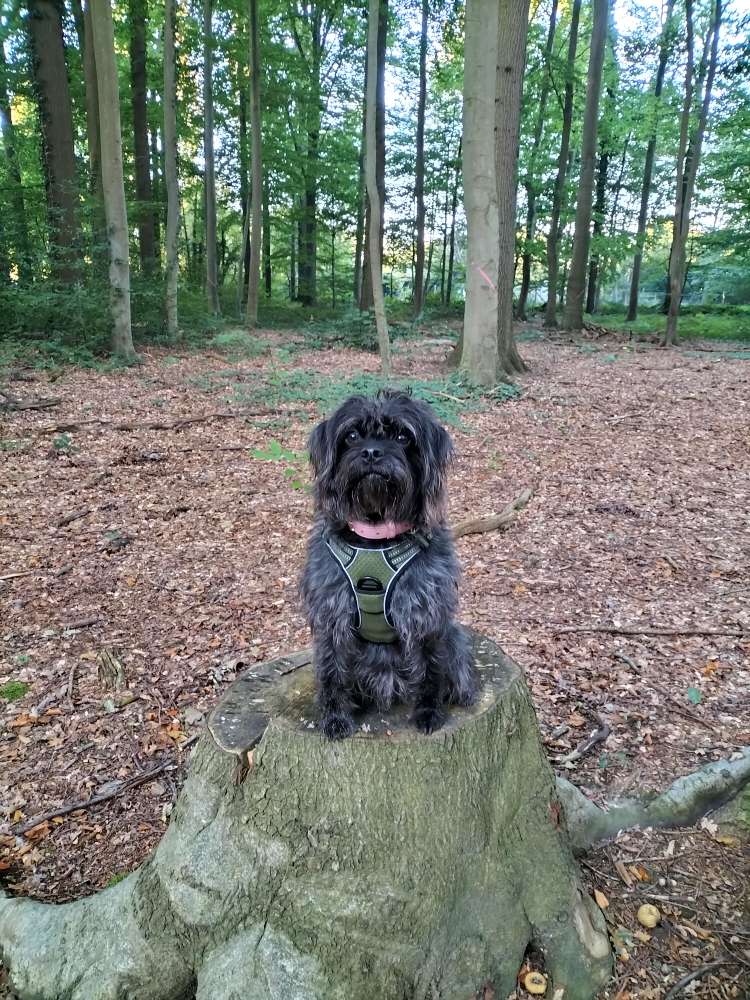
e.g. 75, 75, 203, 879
1, 326, 748, 998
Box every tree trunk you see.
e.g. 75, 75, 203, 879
27, 0, 79, 284
245, 0, 263, 329
0, 634, 613, 1000
544, 0, 582, 328
664, 0, 721, 346
164, 0, 180, 339
82, 0, 105, 262
353, 80, 366, 304
517, 0, 559, 321
262, 173, 271, 297
203, 0, 220, 314
150, 124, 162, 267
562, 0, 609, 331
446, 137, 461, 307
366, 0, 391, 372
90, 0, 135, 359
625, 0, 676, 322
289, 222, 296, 300
412, 0, 428, 318
0, 40, 32, 282
459, 0, 500, 382
330, 227, 336, 308
495, 0, 530, 376
130, 0, 156, 274
359, 0, 387, 312
239, 72, 249, 294
585, 142, 609, 315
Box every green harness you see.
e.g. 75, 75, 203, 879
326, 531, 426, 643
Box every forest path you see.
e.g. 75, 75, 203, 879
1, 329, 748, 998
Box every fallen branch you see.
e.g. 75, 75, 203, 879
36, 409, 272, 436
1, 388, 62, 412
558, 717, 611, 765
452, 488, 534, 539
61, 616, 102, 631
663, 961, 725, 1000
0, 571, 33, 581
552, 624, 745, 638
16, 762, 171, 836
557, 748, 750, 854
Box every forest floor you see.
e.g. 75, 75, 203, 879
1, 322, 748, 999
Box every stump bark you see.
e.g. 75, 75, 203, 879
0, 632, 612, 1000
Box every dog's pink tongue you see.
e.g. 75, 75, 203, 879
348, 520, 412, 540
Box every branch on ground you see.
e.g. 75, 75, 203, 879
452, 488, 533, 539
35, 409, 273, 435
558, 749, 750, 854
1, 388, 62, 412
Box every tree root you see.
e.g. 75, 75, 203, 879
558, 748, 750, 853
452, 488, 533, 539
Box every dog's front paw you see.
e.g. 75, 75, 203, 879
413, 706, 446, 735
321, 713, 356, 741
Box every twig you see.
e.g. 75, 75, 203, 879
0, 388, 62, 412
552, 624, 745, 638
55, 507, 93, 528
558, 717, 611, 764
16, 763, 172, 836
36, 409, 272, 436
0, 571, 33, 581
452, 489, 534, 539
650, 681, 715, 731
67, 661, 78, 703
61, 616, 102, 631
663, 962, 725, 1000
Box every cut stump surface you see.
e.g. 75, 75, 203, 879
0, 631, 613, 1000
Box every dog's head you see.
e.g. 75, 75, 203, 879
308, 388, 453, 532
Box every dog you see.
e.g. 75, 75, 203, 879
301, 388, 478, 740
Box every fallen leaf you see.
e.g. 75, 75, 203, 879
614, 860, 634, 887
594, 889, 609, 909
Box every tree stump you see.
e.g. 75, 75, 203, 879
0, 632, 612, 1000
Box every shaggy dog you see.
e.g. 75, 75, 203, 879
301, 389, 478, 740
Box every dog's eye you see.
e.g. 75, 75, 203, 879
345, 430, 360, 443
395, 432, 409, 444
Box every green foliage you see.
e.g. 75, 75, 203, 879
251, 439, 308, 490
52, 433, 75, 454
0, 681, 30, 702
208, 330, 268, 359
686, 687, 702, 706
593, 305, 750, 342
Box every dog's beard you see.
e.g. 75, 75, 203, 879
333, 459, 416, 524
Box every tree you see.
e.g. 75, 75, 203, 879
412, 0, 428, 317
359, 0, 387, 311
164, 0, 179, 338
203, 0, 220, 314
26, 0, 79, 283
366, 0, 390, 372
544, 0, 582, 328
129, 0, 156, 273
494, 0, 531, 374
0, 39, 32, 282
460, 0, 498, 381
626, 0, 676, 322
664, 0, 722, 346
563, 0, 609, 331
82, 0, 105, 254
90, 0, 135, 359
517, 0, 559, 321
245, 0, 263, 328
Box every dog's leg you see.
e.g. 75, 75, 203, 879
412, 637, 448, 734
444, 623, 479, 708
314, 635, 356, 740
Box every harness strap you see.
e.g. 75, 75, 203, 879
326, 532, 425, 643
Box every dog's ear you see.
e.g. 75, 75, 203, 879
307, 418, 332, 479
421, 419, 453, 530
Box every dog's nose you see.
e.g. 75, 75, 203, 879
361, 446, 383, 462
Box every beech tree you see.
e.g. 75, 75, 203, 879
129, 0, 156, 273
90, 0, 135, 359
26, 0, 79, 283
563, 0, 610, 331
365, 0, 390, 372
359, 0, 386, 311
204, 0, 220, 314
0, 40, 31, 282
245, 0, 263, 328
664, 0, 722, 346
164, 0, 179, 337
412, 0, 428, 317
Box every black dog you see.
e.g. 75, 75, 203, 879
301, 388, 478, 740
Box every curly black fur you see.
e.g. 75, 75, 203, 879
301, 389, 478, 739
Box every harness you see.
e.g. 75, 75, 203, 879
326, 531, 427, 643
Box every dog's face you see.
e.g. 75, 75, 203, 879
308, 389, 453, 531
